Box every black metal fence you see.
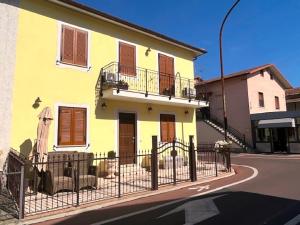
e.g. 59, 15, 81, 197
0, 150, 25, 220
96, 62, 206, 102
4, 136, 231, 218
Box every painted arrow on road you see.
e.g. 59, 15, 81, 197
188, 185, 210, 192
158, 194, 225, 225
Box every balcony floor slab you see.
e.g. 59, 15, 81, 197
102, 88, 208, 108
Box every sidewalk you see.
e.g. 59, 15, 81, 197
23, 165, 254, 225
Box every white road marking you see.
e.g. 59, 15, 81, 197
231, 154, 300, 160
91, 165, 258, 225
284, 214, 300, 225
188, 185, 210, 192
236, 156, 300, 160
158, 195, 225, 225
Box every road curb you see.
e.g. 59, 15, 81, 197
22, 171, 236, 225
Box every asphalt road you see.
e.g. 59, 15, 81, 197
33, 154, 300, 225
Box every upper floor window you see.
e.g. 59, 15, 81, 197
58, 106, 87, 146
61, 25, 88, 67
270, 73, 274, 80
258, 92, 264, 107
275, 96, 280, 109
119, 42, 136, 76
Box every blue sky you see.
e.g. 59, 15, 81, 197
76, 0, 300, 87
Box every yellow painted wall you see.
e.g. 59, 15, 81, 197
11, 0, 198, 156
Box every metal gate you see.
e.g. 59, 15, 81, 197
155, 138, 192, 186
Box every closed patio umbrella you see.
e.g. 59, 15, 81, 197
35, 107, 53, 171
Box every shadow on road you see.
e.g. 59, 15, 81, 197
43, 191, 300, 225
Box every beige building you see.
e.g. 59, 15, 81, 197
196, 64, 300, 153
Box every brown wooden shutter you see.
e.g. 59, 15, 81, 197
160, 114, 175, 142
159, 54, 175, 95
61, 25, 75, 64
74, 29, 88, 67
58, 107, 72, 145
160, 115, 169, 142
119, 42, 136, 75
168, 115, 175, 142
72, 108, 87, 145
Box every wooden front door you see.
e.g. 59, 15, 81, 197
158, 54, 175, 96
119, 113, 136, 164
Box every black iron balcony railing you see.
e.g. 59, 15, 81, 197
96, 62, 202, 102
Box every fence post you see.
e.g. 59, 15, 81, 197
151, 136, 158, 190
19, 165, 25, 219
118, 156, 121, 197
117, 63, 120, 93
227, 148, 231, 172
172, 139, 177, 185
76, 159, 80, 206
99, 68, 104, 97
145, 69, 148, 97
214, 149, 218, 177
188, 79, 191, 102
189, 136, 197, 182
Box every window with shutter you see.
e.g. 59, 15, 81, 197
61, 25, 88, 67
160, 114, 176, 142
74, 30, 88, 66
159, 54, 175, 96
58, 107, 72, 146
73, 108, 86, 145
119, 42, 136, 76
258, 92, 264, 107
61, 26, 75, 64
58, 107, 87, 146
275, 96, 280, 109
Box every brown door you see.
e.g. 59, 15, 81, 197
158, 54, 175, 96
119, 113, 136, 164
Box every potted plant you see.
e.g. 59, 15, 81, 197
141, 155, 151, 171
214, 140, 232, 171
102, 82, 117, 90
106, 151, 117, 179
214, 140, 232, 150
117, 80, 129, 90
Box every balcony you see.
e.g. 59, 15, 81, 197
95, 62, 208, 108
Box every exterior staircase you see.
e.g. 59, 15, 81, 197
197, 118, 252, 152
204, 120, 247, 149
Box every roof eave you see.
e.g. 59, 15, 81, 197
48, 0, 207, 56
268, 65, 293, 89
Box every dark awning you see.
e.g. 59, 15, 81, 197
258, 118, 295, 128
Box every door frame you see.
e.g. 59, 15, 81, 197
117, 111, 138, 161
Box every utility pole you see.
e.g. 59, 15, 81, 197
219, 0, 241, 140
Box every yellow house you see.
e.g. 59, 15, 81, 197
0, 0, 207, 166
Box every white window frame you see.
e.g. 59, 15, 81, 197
56, 21, 92, 72
53, 103, 91, 152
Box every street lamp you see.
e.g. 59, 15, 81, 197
219, 0, 241, 141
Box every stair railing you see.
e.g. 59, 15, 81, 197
207, 115, 250, 149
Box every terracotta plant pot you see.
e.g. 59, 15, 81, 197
106, 159, 116, 179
